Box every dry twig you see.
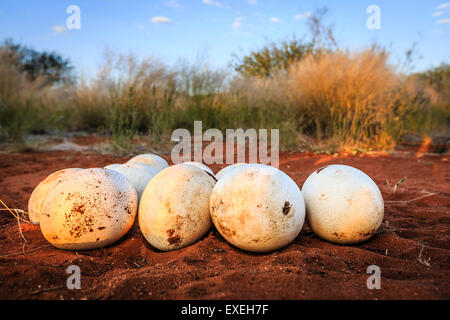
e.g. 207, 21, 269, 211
385, 192, 438, 205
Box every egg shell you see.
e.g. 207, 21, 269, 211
39, 168, 138, 250
182, 161, 214, 175
301, 164, 384, 244
28, 168, 82, 224
127, 154, 169, 172
139, 164, 216, 251
105, 163, 157, 197
210, 164, 305, 253
215, 163, 247, 180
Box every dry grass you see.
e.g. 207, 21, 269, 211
0, 47, 447, 153
283, 49, 430, 150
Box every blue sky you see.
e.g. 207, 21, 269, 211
0, 0, 449, 79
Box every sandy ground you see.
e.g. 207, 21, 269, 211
0, 140, 449, 300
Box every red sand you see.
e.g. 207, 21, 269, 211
0, 149, 449, 299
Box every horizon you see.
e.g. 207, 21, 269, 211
0, 0, 449, 79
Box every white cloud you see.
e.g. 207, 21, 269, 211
164, 0, 181, 9
232, 16, 244, 30
247, 0, 257, 4
433, 3, 450, 24
231, 15, 251, 37
269, 17, 282, 23
294, 12, 311, 20
151, 16, 172, 24
232, 20, 242, 29
51, 25, 66, 34
433, 3, 450, 23
203, 0, 222, 7
437, 3, 450, 9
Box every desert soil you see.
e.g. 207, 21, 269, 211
0, 141, 449, 299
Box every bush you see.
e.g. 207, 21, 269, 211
0, 48, 49, 141
232, 38, 315, 78
2, 39, 74, 85
414, 63, 450, 133
282, 49, 432, 150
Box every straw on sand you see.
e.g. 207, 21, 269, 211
0, 199, 31, 243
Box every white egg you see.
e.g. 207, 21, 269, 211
139, 164, 216, 251
28, 168, 82, 224
39, 168, 138, 250
301, 164, 384, 244
215, 163, 247, 180
127, 153, 169, 172
105, 163, 157, 197
210, 164, 305, 253
182, 161, 214, 175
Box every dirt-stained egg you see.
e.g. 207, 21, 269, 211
215, 163, 247, 180
28, 168, 82, 224
139, 164, 216, 251
210, 164, 305, 253
182, 161, 214, 175
301, 164, 384, 244
127, 153, 169, 172
105, 163, 157, 197
39, 168, 138, 250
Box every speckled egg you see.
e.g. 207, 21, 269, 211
139, 164, 216, 251
210, 164, 305, 253
28, 168, 82, 224
105, 163, 157, 197
301, 165, 384, 244
127, 153, 169, 172
39, 168, 138, 250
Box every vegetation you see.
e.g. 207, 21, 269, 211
283, 49, 432, 150
232, 8, 335, 78
414, 63, 450, 132
2, 39, 74, 85
232, 38, 315, 78
0, 13, 448, 153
